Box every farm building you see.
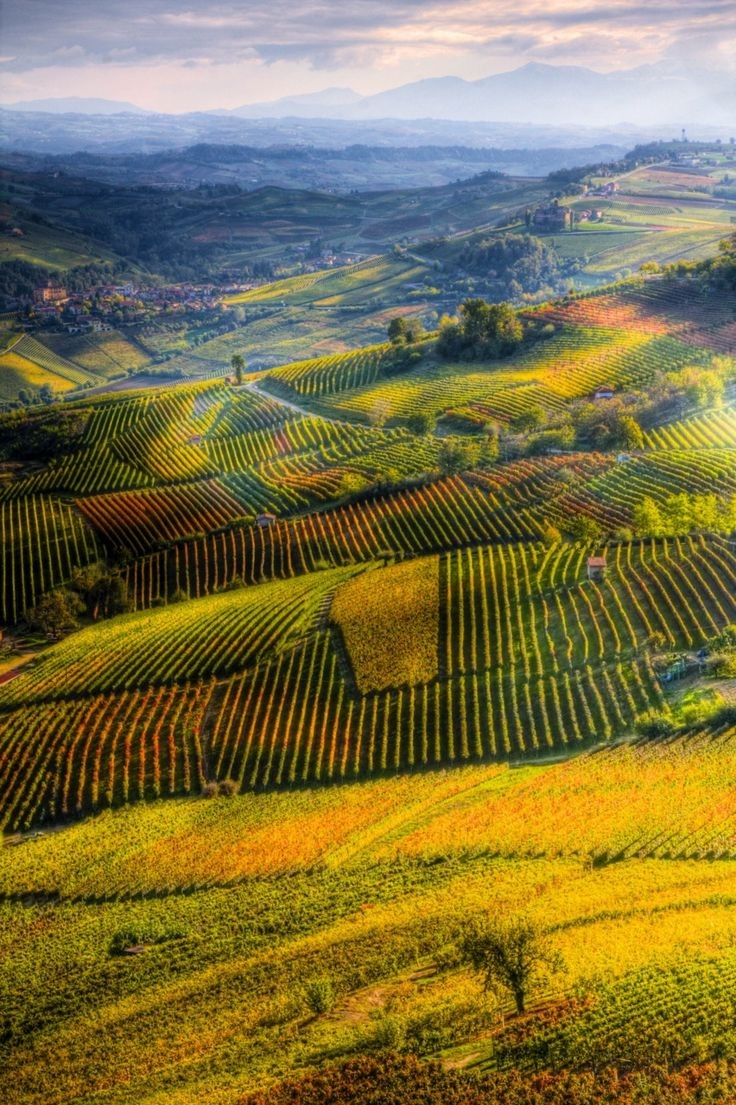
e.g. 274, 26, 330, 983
532, 201, 572, 231
587, 555, 607, 580
256, 513, 277, 528
593, 384, 615, 400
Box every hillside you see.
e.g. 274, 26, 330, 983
4, 727, 736, 1103
0, 329, 152, 402
211, 151, 736, 369
0, 164, 543, 284
1, 230, 736, 1103
1, 257, 735, 822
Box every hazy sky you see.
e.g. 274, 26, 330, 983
1, 1, 734, 111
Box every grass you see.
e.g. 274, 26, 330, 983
4, 734, 736, 1102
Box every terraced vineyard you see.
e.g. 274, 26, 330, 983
644, 406, 736, 449
0, 568, 350, 708
294, 327, 706, 426
0, 496, 101, 623
0, 334, 97, 400
1, 269, 736, 839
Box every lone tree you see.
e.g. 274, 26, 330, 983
25, 589, 85, 640
460, 916, 563, 1015
231, 353, 245, 386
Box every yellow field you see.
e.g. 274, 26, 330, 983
331, 558, 439, 691
0, 350, 76, 397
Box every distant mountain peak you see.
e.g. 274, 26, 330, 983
2, 96, 150, 115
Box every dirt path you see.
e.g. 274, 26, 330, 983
246, 379, 351, 425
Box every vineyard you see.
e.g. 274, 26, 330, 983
11, 527, 736, 827
4, 720, 736, 1105
3, 133, 736, 1105
1, 272, 735, 836
0, 496, 101, 624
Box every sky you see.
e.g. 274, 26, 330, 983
1, 0, 734, 112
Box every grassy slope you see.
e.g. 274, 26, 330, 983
0, 201, 118, 272
3, 731, 736, 1102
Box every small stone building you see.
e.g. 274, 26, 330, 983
587, 555, 607, 581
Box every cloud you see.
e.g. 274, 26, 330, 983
1, 0, 731, 110
3, 0, 733, 72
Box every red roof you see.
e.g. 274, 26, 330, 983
587, 556, 607, 567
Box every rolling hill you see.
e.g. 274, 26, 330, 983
1, 186, 736, 1104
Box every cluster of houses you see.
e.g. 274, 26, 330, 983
21, 279, 228, 330
587, 181, 620, 198
291, 245, 364, 270
576, 207, 607, 223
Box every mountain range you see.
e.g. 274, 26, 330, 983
4, 96, 150, 115
5, 62, 733, 127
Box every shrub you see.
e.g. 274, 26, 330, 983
303, 977, 335, 1015
636, 709, 676, 739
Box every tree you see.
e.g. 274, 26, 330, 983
619, 415, 644, 451
25, 589, 85, 640
70, 563, 130, 618
477, 430, 499, 468
511, 405, 546, 434
632, 496, 665, 537
406, 411, 434, 435
388, 317, 408, 344
636, 709, 675, 739
460, 916, 564, 1015
231, 353, 245, 386
438, 440, 476, 476
437, 299, 523, 361
567, 513, 604, 542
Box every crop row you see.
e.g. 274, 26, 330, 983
0, 568, 350, 707
76, 478, 254, 554
203, 416, 382, 471
12, 334, 97, 387
0, 497, 101, 624
0, 443, 156, 502
644, 407, 736, 450
442, 534, 736, 681
211, 636, 658, 789
263, 344, 393, 398
585, 450, 736, 512
121, 474, 550, 607
392, 723, 736, 865
207, 387, 296, 437
0, 680, 212, 831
